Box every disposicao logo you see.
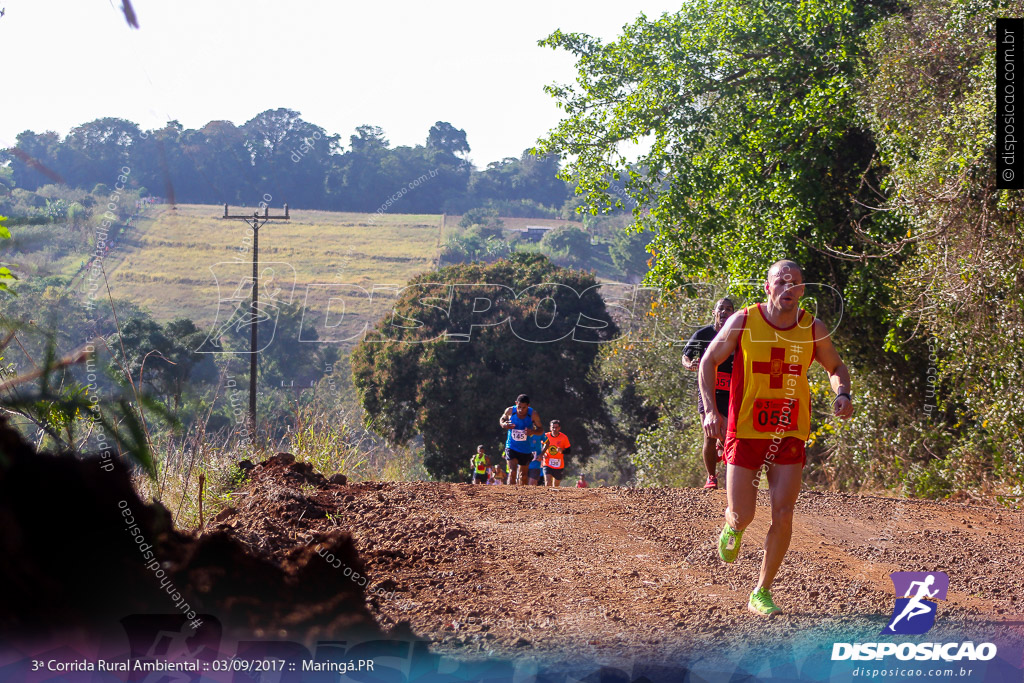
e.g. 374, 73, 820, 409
882, 571, 948, 635
831, 571, 998, 662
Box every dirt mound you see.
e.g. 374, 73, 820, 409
0, 419, 386, 646
209, 453, 475, 608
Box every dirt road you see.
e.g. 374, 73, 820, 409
215, 458, 1024, 673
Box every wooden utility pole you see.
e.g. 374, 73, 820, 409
220, 203, 290, 435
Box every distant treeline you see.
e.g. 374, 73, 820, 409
1, 110, 576, 216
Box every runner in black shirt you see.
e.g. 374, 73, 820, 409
682, 298, 735, 489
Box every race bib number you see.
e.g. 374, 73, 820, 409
547, 458, 562, 468
511, 429, 527, 441
752, 398, 798, 432
715, 371, 731, 391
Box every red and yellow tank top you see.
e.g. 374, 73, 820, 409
727, 304, 815, 441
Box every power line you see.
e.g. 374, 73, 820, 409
220, 203, 289, 437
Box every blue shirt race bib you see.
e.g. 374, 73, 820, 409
505, 407, 533, 452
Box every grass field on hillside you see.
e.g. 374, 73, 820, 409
103, 206, 585, 336
105, 205, 448, 333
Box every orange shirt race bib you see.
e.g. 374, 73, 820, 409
543, 432, 570, 468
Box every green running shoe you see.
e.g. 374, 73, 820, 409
718, 523, 743, 563
748, 587, 782, 617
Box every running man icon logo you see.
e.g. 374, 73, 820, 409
881, 571, 949, 635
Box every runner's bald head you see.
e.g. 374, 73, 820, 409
767, 259, 803, 281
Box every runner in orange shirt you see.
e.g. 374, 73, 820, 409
541, 420, 571, 488
698, 259, 853, 617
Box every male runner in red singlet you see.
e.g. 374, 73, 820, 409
698, 260, 853, 617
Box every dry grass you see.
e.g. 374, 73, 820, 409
104, 205, 446, 327
135, 405, 430, 532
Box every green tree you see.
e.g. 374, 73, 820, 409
0, 216, 15, 292
458, 207, 503, 233
59, 118, 141, 189
534, 0, 946, 487
427, 121, 470, 158
338, 125, 394, 212
442, 211, 511, 264
9, 131, 63, 190
241, 108, 338, 209
105, 313, 171, 393
609, 228, 652, 281
462, 149, 572, 214
130, 120, 200, 204
221, 299, 326, 389
536, 0, 903, 330
351, 254, 619, 480
440, 230, 512, 265
0, 163, 16, 194
541, 225, 592, 266
847, 0, 1024, 492
0, 278, 92, 364
161, 318, 218, 410
600, 292, 727, 486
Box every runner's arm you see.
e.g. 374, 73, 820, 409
529, 410, 543, 436
698, 315, 743, 440
681, 330, 703, 371
499, 406, 514, 429
812, 319, 853, 419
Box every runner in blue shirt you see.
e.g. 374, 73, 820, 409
499, 394, 544, 485
528, 434, 544, 485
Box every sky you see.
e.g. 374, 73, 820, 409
0, 0, 680, 168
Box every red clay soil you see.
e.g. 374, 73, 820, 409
209, 457, 1024, 667
5, 415, 1021, 672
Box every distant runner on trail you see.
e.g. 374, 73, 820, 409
698, 260, 852, 618
541, 420, 571, 487
528, 434, 544, 485
683, 298, 735, 490
528, 456, 543, 485
500, 394, 544, 485
576, 474, 588, 488
471, 445, 489, 485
